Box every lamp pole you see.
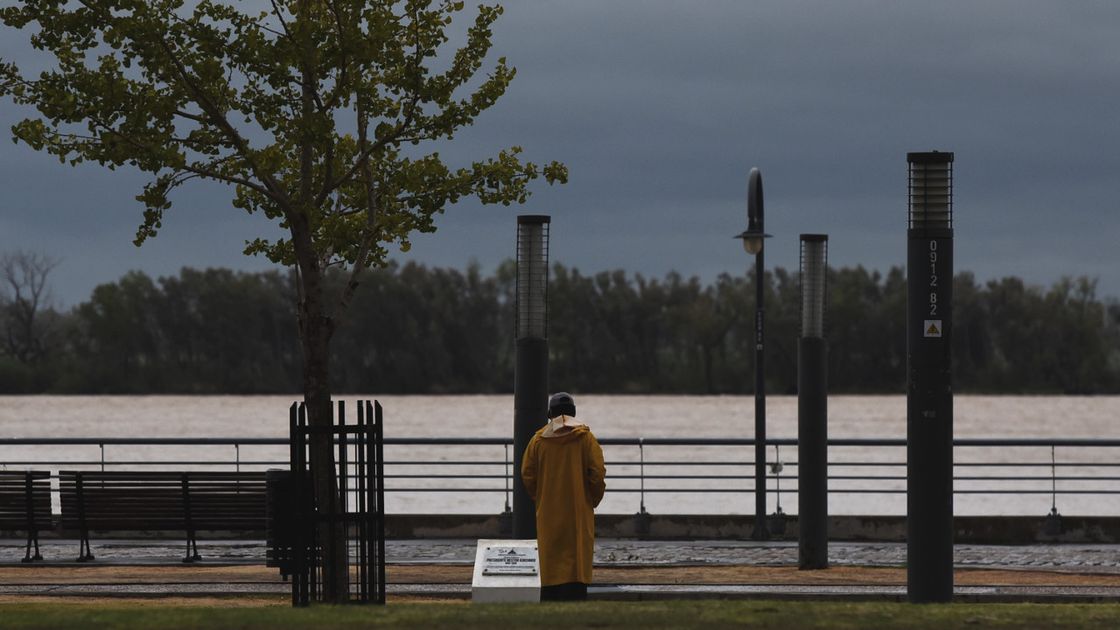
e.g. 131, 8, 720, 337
905, 151, 954, 603
513, 215, 550, 540
798, 234, 829, 569
736, 168, 771, 541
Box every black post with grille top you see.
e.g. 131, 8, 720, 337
906, 151, 954, 603
513, 215, 550, 540
798, 234, 829, 570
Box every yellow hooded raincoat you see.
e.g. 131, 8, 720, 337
520, 421, 606, 586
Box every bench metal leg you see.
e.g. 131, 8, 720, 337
21, 531, 42, 563
180, 474, 201, 563
75, 474, 94, 561
77, 535, 94, 562
182, 535, 201, 563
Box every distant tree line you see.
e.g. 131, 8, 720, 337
2, 254, 1119, 394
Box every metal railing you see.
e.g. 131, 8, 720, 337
2, 436, 1118, 515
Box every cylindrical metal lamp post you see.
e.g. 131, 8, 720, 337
735, 167, 771, 540
905, 152, 954, 603
798, 234, 829, 570
513, 215, 550, 540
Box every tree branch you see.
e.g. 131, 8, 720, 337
77, 114, 277, 199
318, 94, 420, 204
173, 109, 208, 124
336, 91, 381, 315
154, 34, 292, 210
317, 3, 426, 203
269, 0, 294, 40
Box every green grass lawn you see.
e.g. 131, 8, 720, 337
2, 600, 1120, 629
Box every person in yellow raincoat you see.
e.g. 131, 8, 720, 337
521, 392, 606, 601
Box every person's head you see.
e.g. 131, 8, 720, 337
547, 392, 576, 419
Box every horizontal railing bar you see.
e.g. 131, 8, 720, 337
379, 488, 509, 493
7, 459, 1115, 470
0, 461, 287, 467
595, 475, 754, 480
386, 474, 507, 479
606, 461, 758, 467
952, 490, 1120, 495
383, 461, 504, 466
954, 462, 1120, 467
3, 468, 1113, 482
493, 474, 1120, 482
15, 472, 1114, 484
954, 476, 1120, 481
5, 436, 1120, 447
619, 461, 1120, 468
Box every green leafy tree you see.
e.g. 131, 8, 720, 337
0, 0, 565, 599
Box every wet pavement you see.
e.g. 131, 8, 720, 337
10, 538, 1118, 571
2, 538, 1119, 602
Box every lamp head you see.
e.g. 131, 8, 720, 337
737, 229, 766, 255
747, 167, 764, 227
735, 167, 770, 255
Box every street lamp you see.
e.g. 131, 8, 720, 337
905, 151, 954, 603
798, 234, 829, 569
735, 167, 771, 540
513, 215, 550, 540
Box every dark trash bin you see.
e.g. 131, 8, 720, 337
266, 469, 307, 579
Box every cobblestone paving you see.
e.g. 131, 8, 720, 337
398, 540, 1120, 573
4, 539, 1119, 572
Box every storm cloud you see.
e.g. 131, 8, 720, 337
2, 1, 1119, 304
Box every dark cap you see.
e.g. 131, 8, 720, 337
547, 392, 576, 418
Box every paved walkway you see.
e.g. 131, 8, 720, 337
2, 539, 1119, 602
6, 538, 1118, 572
395, 539, 1120, 573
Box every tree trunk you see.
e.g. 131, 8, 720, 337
297, 268, 350, 603
702, 344, 716, 395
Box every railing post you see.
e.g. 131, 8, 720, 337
773, 444, 782, 512
768, 444, 786, 536
634, 438, 651, 536
1044, 444, 1063, 535
504, 443, 511, 514
99, 443, 105, 472
639, 439, 646, 515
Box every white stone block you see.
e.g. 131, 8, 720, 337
471, 539, 541, 603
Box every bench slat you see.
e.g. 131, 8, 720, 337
58, 471, 268, 534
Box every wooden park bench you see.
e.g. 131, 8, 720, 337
59, 471, 267, 562
0, 471, 52, 562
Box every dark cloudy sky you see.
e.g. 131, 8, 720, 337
3, 1, 1119, 306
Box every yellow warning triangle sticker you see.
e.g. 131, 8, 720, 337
923, 320, 942, 338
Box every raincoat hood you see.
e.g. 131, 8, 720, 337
541, 415, 588, 439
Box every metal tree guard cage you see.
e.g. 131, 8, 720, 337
286, 400, 386, 606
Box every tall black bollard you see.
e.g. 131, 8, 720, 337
513, 215, 550, 540
798, 234, 829, 570
906, 152, 955, 603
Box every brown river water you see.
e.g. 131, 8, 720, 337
1, 395, 1117, 516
